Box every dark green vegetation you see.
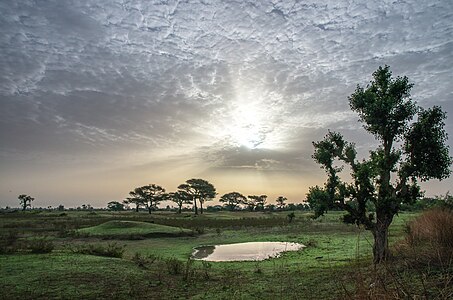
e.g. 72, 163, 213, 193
307, 66, 451, 263
1, 209, 451, 299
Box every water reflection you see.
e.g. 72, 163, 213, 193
192, 242, 304, 262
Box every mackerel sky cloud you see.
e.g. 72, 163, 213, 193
1, 0, 452, 207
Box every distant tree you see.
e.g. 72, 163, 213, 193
107, 201, 125, 211
307, 66, 451, 263
169, 191, 193, 214
287, 203, 297, 211
18, 194, 34, 211
219, 192, 247, 211
125, 189, 143, 212
275, 196, 287, 210
256, 195, 267, 211
125, 184, 167, 213
265, 204, 276, 211
246, 195, 267, 211
245, 195, 259, 211
178, 179, 216, 214
57, 204, 65, 211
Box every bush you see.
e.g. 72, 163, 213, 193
0, 230, 19, 254
71, 242, 125, 258
28, 237, 54, 254
165, 257, 184, 275
132, 252, 159, 268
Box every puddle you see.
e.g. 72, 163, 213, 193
192, 242, 305, 262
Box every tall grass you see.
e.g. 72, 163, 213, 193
341, 208, 453, 299
405, 207, 453, 249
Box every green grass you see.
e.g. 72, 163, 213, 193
77, 220, 192, 238
2, 209, 447, 299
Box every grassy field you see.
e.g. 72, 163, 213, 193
0, 209, 451, 299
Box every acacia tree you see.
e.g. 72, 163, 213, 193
275, 196, 287, 210
307, 66, 451, 264
247, 195, 267, 211
169, 191, 192, 214
124, 189, 143, 212
219, 192, 247, 211
125, 184, 167, 214
178, 179, 216, 214
18, 194, 34, 211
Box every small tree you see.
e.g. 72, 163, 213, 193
107, 201, 125, 211
18, 194, 34, 211
307, 66, 451, 263
275, 196, 287, 210
169, 191, 192, 214
178, 179, 216, 214
219, 192, 247, 211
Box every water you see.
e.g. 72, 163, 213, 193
192, 241, 305, 262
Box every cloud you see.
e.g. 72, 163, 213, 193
1, 0, 452, 206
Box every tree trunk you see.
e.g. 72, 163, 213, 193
178, 204, 182, 214
135, 204, 139, 212
148, 206, 152, 214
200, 201, 204, 214
372, 213, 393, 264
194, 198, 198, 215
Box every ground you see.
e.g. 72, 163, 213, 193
0, 209, 451, 299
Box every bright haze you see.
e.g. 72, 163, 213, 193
1, 0, 452, 208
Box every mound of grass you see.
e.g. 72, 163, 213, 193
78, 220, 193, 239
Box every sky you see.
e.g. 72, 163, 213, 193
1, 0, 452, 208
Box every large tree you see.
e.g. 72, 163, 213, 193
307, 66, 451, 264
178, 179, 216, 215
219, 192, 247, 211
18, 194, 34, 211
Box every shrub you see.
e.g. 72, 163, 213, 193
165, 257, 184, 275
71, 242, 125, 258
132, 252, 159, 268
28, 237, 54, 254
0, 230, 19, 254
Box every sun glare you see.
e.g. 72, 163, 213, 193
229, 103, 265, 149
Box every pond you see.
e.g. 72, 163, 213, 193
192, 241, 305, 262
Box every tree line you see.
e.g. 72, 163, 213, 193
108, 178, 295, 214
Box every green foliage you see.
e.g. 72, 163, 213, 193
308, 65, 452, 263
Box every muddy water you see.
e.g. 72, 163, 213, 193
192, 242, 305, 262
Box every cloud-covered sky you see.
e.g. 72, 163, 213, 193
1, 0, 452, 208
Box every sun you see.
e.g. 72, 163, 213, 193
228, 103, 265, 149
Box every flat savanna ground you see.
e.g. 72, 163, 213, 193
0, 210, 450, 299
